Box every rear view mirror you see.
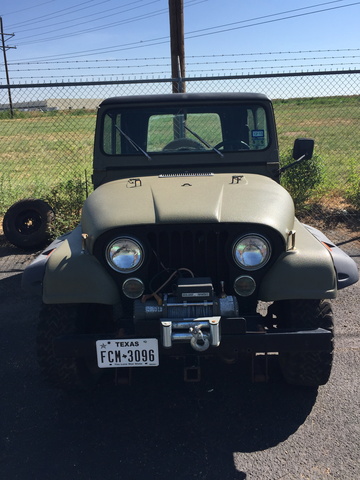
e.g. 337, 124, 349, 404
292, 138, 314, 160
279, 138, 315, 175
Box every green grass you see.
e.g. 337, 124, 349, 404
0, 110, 96, 215
0, 98, 359, 220
273, 96, 360, 194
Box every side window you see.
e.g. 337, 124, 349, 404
247, 107, 269, 150
103, 112, 121, 154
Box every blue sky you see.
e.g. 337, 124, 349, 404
1, 0, 360, 82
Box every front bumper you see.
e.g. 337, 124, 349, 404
52, 315, 333, 359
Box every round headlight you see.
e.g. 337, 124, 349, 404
233, 234, 271, 270
106, 237, 144, 273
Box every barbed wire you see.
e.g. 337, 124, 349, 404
8, 63, 360, 81
9, 48, 360, 66
8, 56, 360, 72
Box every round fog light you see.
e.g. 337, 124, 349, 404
122, 278, 145, 299
234, 276, 256, 297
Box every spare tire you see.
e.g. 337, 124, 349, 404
2, 199, 54, 249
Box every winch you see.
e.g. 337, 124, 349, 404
133, 278, 239, 351
160, 317, 221, 351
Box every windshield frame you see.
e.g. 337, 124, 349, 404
100, 102, 272, 161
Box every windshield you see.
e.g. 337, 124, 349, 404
102, 104, 270, 156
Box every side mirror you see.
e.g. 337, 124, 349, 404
292, 138, 314, 160
279, 138, 315, 175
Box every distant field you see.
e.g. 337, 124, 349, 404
274, 96, 360, 157
274, 97, 360, 206
0, 96, 359, 215
0, 109, 95, 173
0, 110, 96, 213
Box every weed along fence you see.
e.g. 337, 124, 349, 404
0, 70, 359, 242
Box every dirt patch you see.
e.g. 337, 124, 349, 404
298, 203, 360, 254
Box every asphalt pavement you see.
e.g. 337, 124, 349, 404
1, 233, 359, 480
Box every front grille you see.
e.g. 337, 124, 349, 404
146, 226, 230, 284
94, 223, 284, 297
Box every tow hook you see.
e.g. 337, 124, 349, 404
161, 317, 221, 351
190, 325, 210, 352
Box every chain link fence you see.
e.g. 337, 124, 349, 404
0, 71, 359, 242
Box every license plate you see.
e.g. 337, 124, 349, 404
96, 338, 159, 368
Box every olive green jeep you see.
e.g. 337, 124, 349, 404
23, 93, 358, 390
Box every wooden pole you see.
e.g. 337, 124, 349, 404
0, 17, 16, 118
168, 0, 185, 93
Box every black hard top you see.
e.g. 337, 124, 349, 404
100, 92, 271, 107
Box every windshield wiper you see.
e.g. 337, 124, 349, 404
183, 122, 224, 158
115, 124, 152, 161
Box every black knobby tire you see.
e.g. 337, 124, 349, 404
276, 299, 334, 387
2, 198, 54, 249
37, 303, 112, 391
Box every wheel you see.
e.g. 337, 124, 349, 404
163, 138, 205, 151
274, 299, 334, 386
2, 199, 54, 249
37, 303, 114, 391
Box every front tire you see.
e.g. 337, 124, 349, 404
37, 303, 113, 391
275, 299, 334, 387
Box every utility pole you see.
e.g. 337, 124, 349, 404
0, 17, 16, 118
168, 0, 185, 93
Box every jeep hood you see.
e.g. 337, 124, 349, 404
81, 174, 294, 243
81, 173, 295, 245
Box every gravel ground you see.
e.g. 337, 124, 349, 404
0, 231, 359, 480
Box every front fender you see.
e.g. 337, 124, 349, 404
259, 220, 337, 301
22, 234, 66, 297
41, 227, 120, 305
303, 224, 359, 289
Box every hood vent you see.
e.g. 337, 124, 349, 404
159, 173, 214, 178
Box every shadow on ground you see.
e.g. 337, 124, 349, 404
1, 273, 318, 480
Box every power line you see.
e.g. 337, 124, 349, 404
15, 7, 167, 46
11, 0, 203, 45
13, 0, 204, 47
13, 0, 158, 36
182, 0, 349, 37
11, 1, 360, 57
185, 1, 360, 40
6, 0, 109, 28
1, 0, 58, 18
